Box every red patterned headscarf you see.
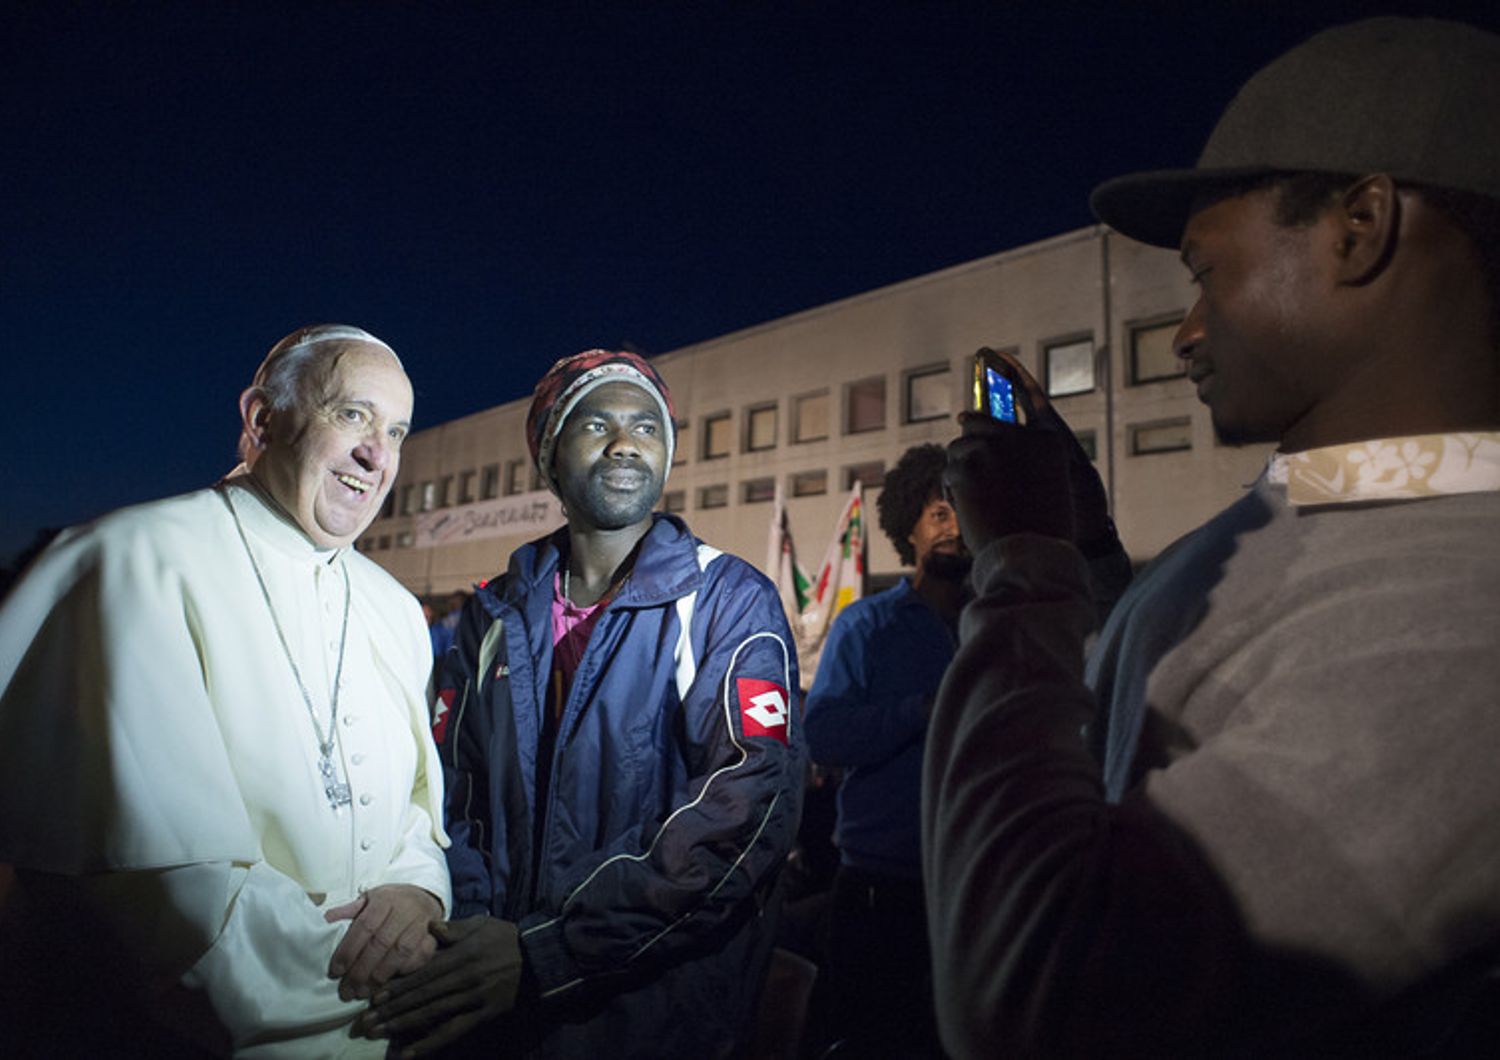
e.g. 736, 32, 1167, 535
525, 349, 677, 494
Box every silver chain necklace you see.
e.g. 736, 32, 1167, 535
225, 488, 353, 811
562, 564, 628, 606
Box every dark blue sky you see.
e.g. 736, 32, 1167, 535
4, 1, 1496, 562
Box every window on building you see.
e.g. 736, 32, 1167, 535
419, 481, 437, 512
1045, 337, 1095, 397
505, 459, 527, 496
703, 412, 732, 460
1130, 418, 1192, 455
399, 484, 415, 515
745, 404, 778, 452
846, 376, 886, 434
529, 466, 544, 492
791, 469, 828, 497
396, 531, 414, 548
792, 391, 829, 443
1130, 318, 1185, 383
480, 463, 501, 500
1076, 429, 1098, 462
661, 489, 686, 514
381, 492, 396, 520
742, 477, 775, 503
699, 483, 729, 509
844, 461, 886, 491
458, 469, 476, 505
378, 535, 391, 550
436, 475, 453, 509
905, 365, 951, 422
673, 420, 689, 466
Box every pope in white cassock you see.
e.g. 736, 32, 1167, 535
0, 325, 451, 1056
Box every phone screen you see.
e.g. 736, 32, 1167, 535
985, 365, 1017, 423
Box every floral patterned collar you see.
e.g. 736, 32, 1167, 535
1266, 432, 1500, 506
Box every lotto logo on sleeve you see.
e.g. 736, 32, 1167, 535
737, 678, 790, 744
432, 687, 456, 745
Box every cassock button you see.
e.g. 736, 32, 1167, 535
351, 752, 366, 766
343, 714, 357, 727
360, 838, 373, 851
359, 793, 372, 806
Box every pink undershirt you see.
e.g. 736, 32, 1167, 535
551, 571, 607, 713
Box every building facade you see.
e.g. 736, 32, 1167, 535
360, 225, 1272, 597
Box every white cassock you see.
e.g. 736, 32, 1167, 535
0, 474, 451, 1057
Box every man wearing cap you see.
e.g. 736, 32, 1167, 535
0, 325, 451, 1055
926, 17, 1500, 1057
365, 350, 803, 1057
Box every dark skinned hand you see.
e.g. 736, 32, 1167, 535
946, 348, 1115, 555
354, 915, 523, 1058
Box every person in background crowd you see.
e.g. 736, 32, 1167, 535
0, 324, 450, 1056
801, 432, 1122, 1060
363, 349, 804, 1058
428, 590, 467, 660
802, 444, 964, 1057
927, 18, 1500, 1056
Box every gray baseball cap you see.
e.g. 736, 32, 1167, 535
1090, 17, 1500, 248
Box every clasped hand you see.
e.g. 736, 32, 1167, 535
324, 883, 443, 1001
355, 915, 525, 1057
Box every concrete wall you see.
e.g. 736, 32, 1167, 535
361, 226, 1273, 597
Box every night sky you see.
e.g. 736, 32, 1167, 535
4, 1, 1496, 563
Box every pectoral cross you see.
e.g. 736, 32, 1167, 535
319, 749, 353, 810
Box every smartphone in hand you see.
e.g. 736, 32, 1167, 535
972, 347, 1027, 425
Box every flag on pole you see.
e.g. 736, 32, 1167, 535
765, 480, 812, 621
798, 484, 866, 674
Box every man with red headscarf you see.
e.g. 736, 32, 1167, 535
365, 350, 804, 1058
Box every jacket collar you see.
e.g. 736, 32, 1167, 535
481, 513, 703, 616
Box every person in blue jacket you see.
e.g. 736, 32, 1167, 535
364, 349, 804, 1058
803, 443, 965, 1058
